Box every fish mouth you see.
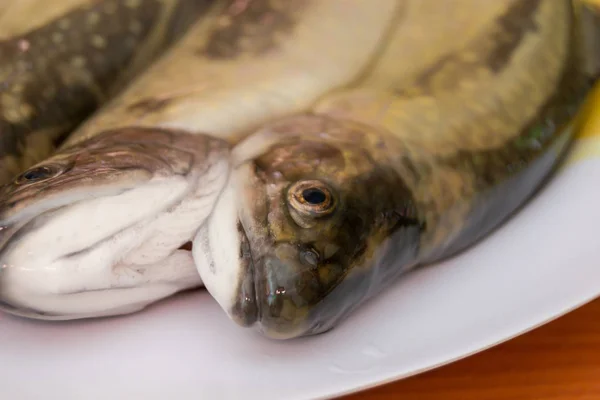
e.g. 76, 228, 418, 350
250, 253, 312, 339
229, 222, 258, 327
190, 157, 273, 332
223, 163, 311, 339
226, 225, 312, 339
230, 241, 336, 340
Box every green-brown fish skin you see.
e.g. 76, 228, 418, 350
226, 0, 597, 339
578, 0, 600, 79
0, 0, 214, 185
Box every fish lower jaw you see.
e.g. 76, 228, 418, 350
191, 175, 258, 327
192, 221, 246, 324
0, 249, 203, 321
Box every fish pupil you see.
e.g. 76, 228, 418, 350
302, 188, 326, 205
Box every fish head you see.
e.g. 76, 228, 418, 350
195, 114, 423, 339
0, 127, 229, 318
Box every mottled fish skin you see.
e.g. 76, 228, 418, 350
0, 0, 215, 185
61, 0, 403, 146
0, 0, 597, 340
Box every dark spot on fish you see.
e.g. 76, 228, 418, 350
397, 0, 542, 96
484, 0, 541, 72
199, 0, 309, 59
127, 97, 173, 114
579, 2, 600, 79
163, 0, 215, 47
254, 139, 345, 181
419, 41, 590, 264
400, 155, 421, 183
0, 121, 21, 157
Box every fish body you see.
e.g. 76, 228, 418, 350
0, 0, 215, 185
0, 0, 597, 339
0, 0, 399, 320
224, 0, 595, 338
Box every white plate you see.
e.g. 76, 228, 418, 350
2, 132, 600, 400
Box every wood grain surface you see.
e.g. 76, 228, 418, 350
339, 297, 600, 400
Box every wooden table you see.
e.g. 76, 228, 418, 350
341, 297, 600, 400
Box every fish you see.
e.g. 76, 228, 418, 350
0, 0, 597, 340
0, 0, 216, 185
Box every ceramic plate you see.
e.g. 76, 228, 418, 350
3, 104, 600, 400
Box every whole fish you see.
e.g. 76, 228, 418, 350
0, 0, 597, 340
0, 0, 215, 185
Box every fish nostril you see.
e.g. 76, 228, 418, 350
300, 248, 319, 267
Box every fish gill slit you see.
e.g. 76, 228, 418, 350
60, 219, 196, 268
60, 221, 138, 261
60, 180, 217, 262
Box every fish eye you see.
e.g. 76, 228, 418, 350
15, 164, 63, 184
287, 180, 336, 218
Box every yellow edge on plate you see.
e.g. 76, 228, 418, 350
559, 0, 600, 167
561, 80, 600, 168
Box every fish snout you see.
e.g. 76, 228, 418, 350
247, 243, 335, 340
